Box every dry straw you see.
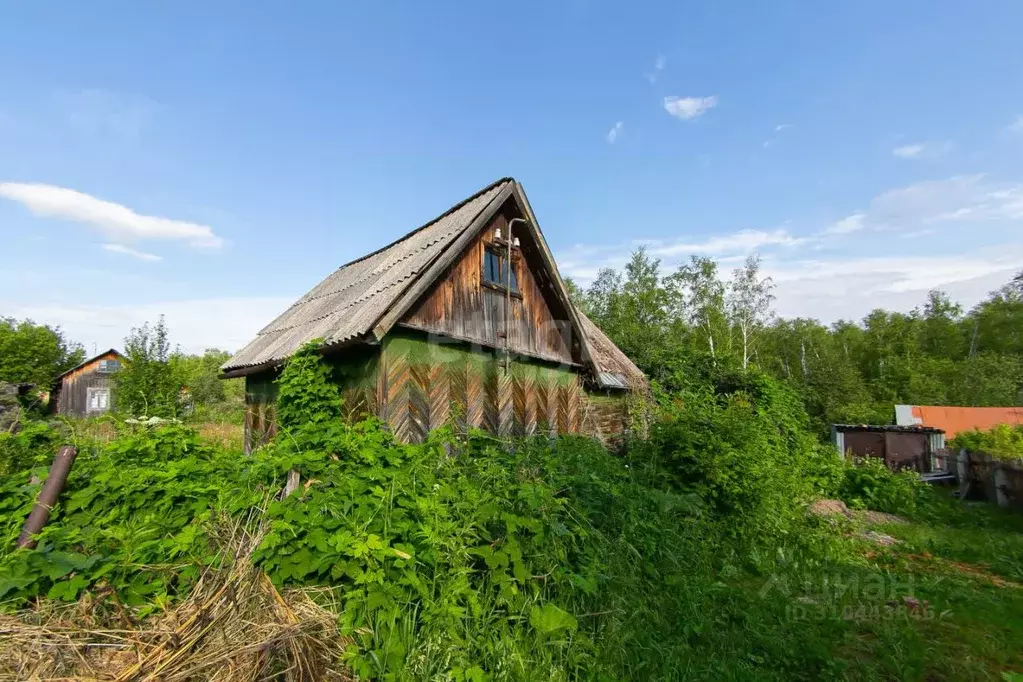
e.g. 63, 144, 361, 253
0, 512, 353, 681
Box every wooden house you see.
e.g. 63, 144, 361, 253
222, 178, 646, 451
51, 349, 126, 417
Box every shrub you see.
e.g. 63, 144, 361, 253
0, 419, 60, 477
952, 424, 1023, 461
632, 365, 839, 542
837, 457, 929, 516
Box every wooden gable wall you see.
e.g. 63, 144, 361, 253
400, 210, 576, 366
54, 350, 122, 417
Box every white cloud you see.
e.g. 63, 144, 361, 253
647, 229, 804, 258
102, 243, 162, 261
892, 140, 951, 160
1007, 115, 1023, 134
774, 123, 793, 133
606, 121, 624, 144
892, 144, 924, 158
663, 96, 718, 120
870, 175, 1023, 225
0, 182, 225, 249
0, 296, 295, 355
767, 248, 1023, 322
822, 213, 866, 235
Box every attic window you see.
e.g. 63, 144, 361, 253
97, 359, 121, 374
483, 248, 519, 293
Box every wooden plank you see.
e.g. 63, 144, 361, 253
409, 362, 430, 443
385, 348, 411, 442
427, 362, 449, 431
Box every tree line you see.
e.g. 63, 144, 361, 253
569, 251, 1023, 436
4, 260, 1022, 432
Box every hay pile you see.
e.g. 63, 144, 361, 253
0, 519, 353, 681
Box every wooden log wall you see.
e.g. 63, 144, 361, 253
580, 392, 631, 443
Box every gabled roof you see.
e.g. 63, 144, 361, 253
222, 177, 644, 390
54, 348, 125, 382
895, 404, 1023, 440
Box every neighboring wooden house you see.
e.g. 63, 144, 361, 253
51, 349, 126, 417
222, 177, 646, 451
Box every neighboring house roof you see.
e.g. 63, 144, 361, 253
54, 349, 125, 382
894, 404, 1023, 440
222, 178, 644, 390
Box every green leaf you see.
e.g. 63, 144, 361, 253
529, 604, 578, 635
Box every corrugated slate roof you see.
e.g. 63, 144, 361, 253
223, 179, 511, 373
576, 311, 647, 389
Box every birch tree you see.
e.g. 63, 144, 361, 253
728, 254, 775, 369
669, 256, 727, 360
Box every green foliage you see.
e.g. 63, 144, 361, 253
584, 254, 1023, 437
0, 420, 60, 476
952, 424, 1023, 461
170, 348, 243, 406
837, 457, 930, 516
0, 317, 85, 386
0, 421, 263, 607
2, 346, 1023, 680
114, 316, 181, 417
633, 363, 839, 542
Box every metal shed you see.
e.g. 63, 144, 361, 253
832, 423, 946, 472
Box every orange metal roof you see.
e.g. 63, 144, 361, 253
910, 405, 1023, 440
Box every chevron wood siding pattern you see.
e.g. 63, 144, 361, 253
496, 368, 514, 437
409, 362, 431, 443
561, 377, 580, 433
385, 348, 412, 443
484, 366, 500, 435
534, 376, 554, 437
464, 365, 485, 431
427, 363, 449, 432
513, 371, 536, 436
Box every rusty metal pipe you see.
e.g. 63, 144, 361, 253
17, 445, 77, 549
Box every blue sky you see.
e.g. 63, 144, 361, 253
2, 1, 1023, 353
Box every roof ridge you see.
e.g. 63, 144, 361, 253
325, 177, 514, 275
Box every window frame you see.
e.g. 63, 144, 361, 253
481, 244, 521, 297
87, 387, 111, 413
